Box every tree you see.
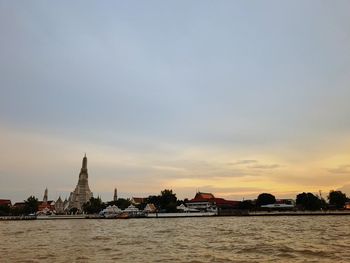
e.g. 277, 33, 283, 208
296, 192, 321, 211
176, 199, 184, 206
24, 196, 39, 215
107, 198, 131, 210
136, 200, 147, 210
0, 205, 10, 216
147, 195, 161, 209
256, 193, 276, 207
159, 189, 177, 212
116, 198, 131, 210
10, 206, 24, 216
143, 190, 178, 212
82, 197, 106, 214
239, 200, 254, 210
319, 196, 327, 210
69, 207, 78, 215
328, 190, 347, 209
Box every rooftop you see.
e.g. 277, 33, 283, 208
0, 199, 11, 206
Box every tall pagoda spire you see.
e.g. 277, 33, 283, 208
68, 154, 93, 212
81, 153, 88, 172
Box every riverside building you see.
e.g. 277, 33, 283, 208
186, 192, 241, 214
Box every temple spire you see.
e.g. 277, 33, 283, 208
43, 187, 48, 203
69, 155, 93, 212
113, 188, 118, 202
82, 154, 88, 170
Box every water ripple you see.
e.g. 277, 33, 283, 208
1, 216, 350, 262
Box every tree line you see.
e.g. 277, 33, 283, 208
240, 190, 349, 211
0, 189, 348, 216
83, 189, 180, 214
0, 189, 181, 216
0, 196, 40, 216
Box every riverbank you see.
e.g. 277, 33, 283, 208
147, 212, 216, 218
247, 211, 350, 216
0, 215, 36, 220
2, 210, 350, 220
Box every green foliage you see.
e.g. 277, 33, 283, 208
296, 192, 322, 210
319, 197, 327, 210
0, 205, 10, 216
159, 189, 177, 212
145, 189, 178, 212
10, 206, 24, 216
69, 207, 79, 214
24, 196, 39, 215
107, 198, 131, 210
239, 200, 254, 210
328, 190, 347, 209
82, 197, 106, 214
116, 198, 131, 210
136, 201, 147, 210
176, 199, 184, 206
256, 193, 276, 206
146, 195, 161, 209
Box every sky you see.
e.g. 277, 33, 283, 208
1, 1, 350, 202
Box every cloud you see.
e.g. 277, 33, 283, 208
228, 160, 258, 165
199, 185, 268, 194
337, 184, 350, 196
327, 165, 350, 174
227, 159, 281, 170
249, 164, 281, 169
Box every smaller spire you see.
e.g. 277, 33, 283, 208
113, 188, 118, 201
43, 187, 48, 203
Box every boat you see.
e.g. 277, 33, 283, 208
116, 212, 129, 219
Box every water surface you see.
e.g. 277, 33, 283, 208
1, 216, 349, 262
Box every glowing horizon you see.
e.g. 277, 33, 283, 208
1, 125, 349, 202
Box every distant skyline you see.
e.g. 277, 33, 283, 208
1, 1, 350, 202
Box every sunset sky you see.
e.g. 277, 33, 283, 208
1, 1, 350, 202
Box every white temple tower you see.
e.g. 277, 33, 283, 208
68, 154, 93, 212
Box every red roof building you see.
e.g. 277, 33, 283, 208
13, 202, 25, 209
186, 192, 241, 212
189, 192, 215, 202
210, 198, 240, 209
0, 199, 11, 206
37, 201, 55, 215
131, 197, 146, 205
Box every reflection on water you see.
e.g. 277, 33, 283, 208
1, 216, 350, 262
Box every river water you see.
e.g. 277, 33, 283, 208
1, 216, 350, 262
